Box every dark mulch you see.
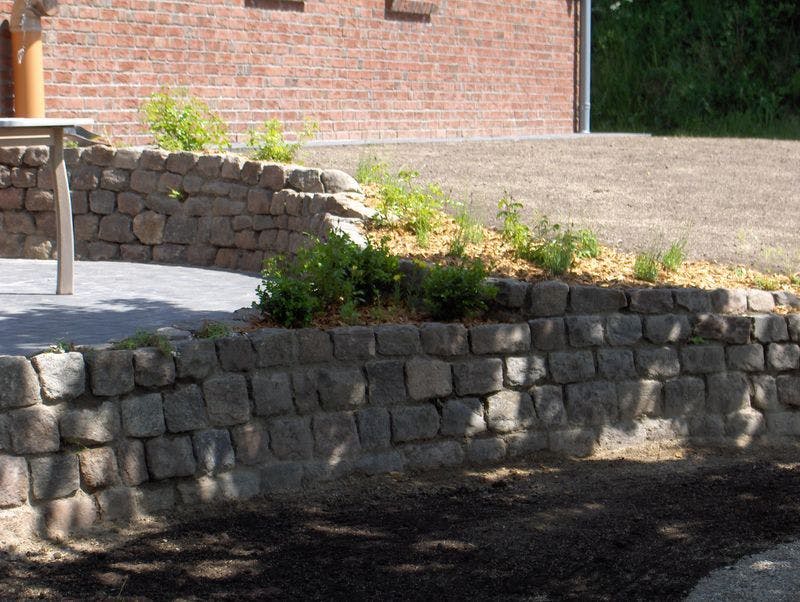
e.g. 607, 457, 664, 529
2, 447, 800, 600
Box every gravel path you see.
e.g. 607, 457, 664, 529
307, 135, 800, 273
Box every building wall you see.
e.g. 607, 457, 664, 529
0, 0, 579, 144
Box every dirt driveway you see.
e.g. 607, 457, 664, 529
307, 136, 800, 274
2, 445, 800, 600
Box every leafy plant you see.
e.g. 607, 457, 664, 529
575, 228, 600, 259
689, 335, 707, 345
355, 156, 390, 186
421, 260, 497, 320
633, 251, 661, 282
497, 193, 531, 254
114, 330, 173, 356
754, 274, 781, 291
141, 88, 229, 152
248, 118, 319, 163
196, 322, 233, 339
661, 239, 686, 271
255, 272, 319, 328
377, 170, 447, 247
44, 340, 75, 354
168, 188, 186, 201
790, 273, 800, 286
448, 208, 484, 259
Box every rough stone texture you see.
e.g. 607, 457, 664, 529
374, 325, 421, 356
548, 428, 597, 457
711, 288, 748, 314
121, 393, 166, 438
401, 440, 464, 470
636, 347, 680, 379
30, 454, 80, 500
60, 402, 120, 445
566, 316, 605, 347
605, 314, 642, 346
332, 326, 376, 360
727, 344, 765, 372
617, 380, 662, 420
0, 356, 42, 409
252, 371, 294, 417
296, 329, 334, 363
418, 323, 470, 357
753, 315, 789, 343
317, 367, 367, 410
748, 289, 776, 313
268, 416, 314, 460
628, 288, 674, 313
193, 429, 236, 475
31, 352, 85, 402
488, 277, 528, 309
505, 431, 549, 457
391, 405, 440, 442
565, 381, 618, 425
145, 436, 197, 480
9, 405, 60, 454
42, 492, 98, 539
532, 385, 566, 427
467, 437, 507, 463
486, 390, 537, 433
597, 348, 637, 381
681, 345, 726, 374
693, 314, 751, 345
777, 376, 800, 406
549, 350, 595, 383
0, 455, 29, 508
175, 339, 218, 379
526, 280, 569, 317
230, 423, 272, 465
163, 384, 209, 432
202, 373, 251, 426
249, 329, 298, 367
117, 439, 148, 486
356, 407, 391, 450
86, 350, 135, 397
313, 412, 361, 458
767, 343, 800, 371
570, 285, 627, 313
365, 360, 407, 405
441, 398, 486, 437
133, 348, 176, 387
706, 372, 751, 414
452, 358, 504, 396
664, 377, 706, 417
788, 315, 800, 342
725, 408, 765, 441
405, 357, 453, 401
505, 354, 547, 387
529, 318, 567, 350
644, 314, 691, 344
291, 370, 319, 414
79, 447, 120, 491
470, 323, 530, 354
751, 375, 780, 413
215, 336, 256, 372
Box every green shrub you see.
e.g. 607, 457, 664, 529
421, 260, 497, 320
248, 118, 319, 163
754, 274, 781, 291
141, 88, 229, 151
661, 239, 686, 271
355, 156, 390, 185
447, 208, 484, 259
527, 236, 576, 276
114, 330, 173, 356
634, 251, 661, 282
575, 228, 600, 259
497, 193, 531, 254
196, 322, 233, 339
255, 272, 319, 328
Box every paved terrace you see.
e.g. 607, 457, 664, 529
0, 259, 261, 357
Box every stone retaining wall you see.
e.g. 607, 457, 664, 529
1, 283, 799, 539
0, 145, 370, 271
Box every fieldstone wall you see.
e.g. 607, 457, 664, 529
0, 145, 370, 271
1, 282, 799, 539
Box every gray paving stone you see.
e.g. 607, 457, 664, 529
317, 367, 367, 410
605, 314, 642, 346
748, 289, 776, 313
252, 371, 294, 417
765, 412, 800, 436
296, 328, 333, 363
566, 315, 605, 347
707, 372, 751, 414
391, 405, 440, 442
597, 348, 637, 381
312, 412, 360, 458
31, 352, 85, 402
230, 423, 272, 465
355, 451, 405, 475
565, 380, 618, 425
86, 349, 134, 397
163, 384, 209, 432
291, 369, 320, 414
488, 277, 529, 309
725, 408, 765, 440
726, 344, 765, 372
751, 375, 780, 412
133, 347, 176, 387
419, 323, 469, 356
467, 437, 508, 463
505, 431, 549, 457
753, 315, 789, 343
365, 360, 407, 405
193, 429, 236, 475
331, 326, 375, 360
217, 469, 261, 500
787, 314, 800, 342
644, 314, 691, 344
0, 356, 42, 409
532, 385, 567, 427
777, 375, 800, 406
249, 328, 298, 367
401, 440, 464, 470
636, 347, 680, 378
529, 318, 567, 350
767, 343, 800, 371
570, 285, 627, 313
9, 405, 60, 454
79, 447, 120, 491
711, 288, 748, 314
548, 428, 597, 457
693, 314, 751, 344
30, 454, 79, 500
664, 377, 706, 417
441, 398, 486, 437
486, 390, 537, 433
268, 416, 314, 460
617, 380, 662, 420
452, 358, 504, 396
504, 354, 547, 387
628, 288, 674, 313
121, 393, 165, 438
145, 436, 197, 480
175, 339, 219, 380
60, 401, 120, 445
526, 280, 569, 317
405, 357, 453, 400
117, 439, 148, 486
202, 373, 251, 426
0, 455, 28, 508
260, 462, 304, 493
681, 345, 726, 374
215, 336, 256, 372
549, 350, 595, 383
374, 325, 422, 356
470, 323, 530, 354
354, 405, 394, 449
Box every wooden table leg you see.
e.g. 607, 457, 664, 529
52, 128, 74, 295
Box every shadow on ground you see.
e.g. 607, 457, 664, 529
2, 448, 800, 600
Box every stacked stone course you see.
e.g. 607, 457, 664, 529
1, 282, 799, 538
0, 145, 369, 271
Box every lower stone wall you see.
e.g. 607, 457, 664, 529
1, 299, 799, 539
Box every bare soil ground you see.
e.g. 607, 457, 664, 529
306, 136, 800, 274
3, 444, 800, 600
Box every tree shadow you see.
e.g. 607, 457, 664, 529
3, 448, 800, 599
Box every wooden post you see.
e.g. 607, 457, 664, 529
51, 127, 73, 294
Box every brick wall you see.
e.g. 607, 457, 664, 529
0, 0, 579, 144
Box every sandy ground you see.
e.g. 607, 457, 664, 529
306, 135, 800, 274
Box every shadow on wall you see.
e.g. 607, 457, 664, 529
0, 21, 11, 116
2, 449, 800, 599
243, 0, 305, 11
